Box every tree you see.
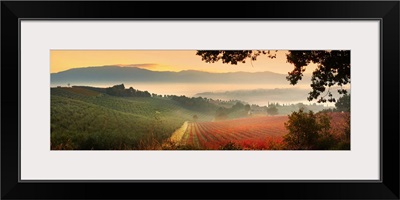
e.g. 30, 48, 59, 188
219, 141, 243, 150
339, 112, 351, 149
193, 114, 198, 122
244, 104, 251, 113
266, 105, 278, 116
335, 94, 350, 112
297, 103, 308, 112
283, 109, 331, 150
231, 102, 244, 110
196, 50, 350, 103
215, 107, 228, 121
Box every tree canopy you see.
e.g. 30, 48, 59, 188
335, 94, 350, 112
283, 109, 331, 150
196, 50, 350, 103
266, 105, 278, 116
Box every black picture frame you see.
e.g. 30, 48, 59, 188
1, 1, 399, 199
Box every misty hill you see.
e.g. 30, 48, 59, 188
195, 88, 343, 106
51, 65, 311, 86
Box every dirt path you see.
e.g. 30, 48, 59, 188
169, 121, 189, 144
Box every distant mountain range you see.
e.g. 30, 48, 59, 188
51, 65, 311, 86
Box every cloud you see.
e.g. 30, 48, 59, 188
114, 63, 159, 69
113, 63, 182, 72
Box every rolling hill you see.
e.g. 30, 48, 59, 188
51, 86, 216, 150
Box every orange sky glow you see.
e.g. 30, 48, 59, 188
50, 50, 318, 74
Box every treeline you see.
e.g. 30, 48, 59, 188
215, 102, 251, 120
74, 84, 151, 97
72, 84, 251, 116
319, 94, 351, 113
263, 102, 327, 116
164, 94, 246, 108
105, 84, 151, 97
170, 95, 219, 113
168, 95, 252, 120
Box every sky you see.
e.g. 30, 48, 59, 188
50, 50, 318, 74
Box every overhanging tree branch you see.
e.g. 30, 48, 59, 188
196, 50, 350, 102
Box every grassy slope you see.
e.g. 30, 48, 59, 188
51, 88, 214, 150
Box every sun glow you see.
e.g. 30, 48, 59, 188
50, 50, 318, 74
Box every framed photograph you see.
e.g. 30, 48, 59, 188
2, 1, 399, 199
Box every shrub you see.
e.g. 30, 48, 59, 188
219, 142, 243, 150
283, 109, 331, 150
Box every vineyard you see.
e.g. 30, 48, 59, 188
51, 87, 215, 150
175, 113, 349, 150
176, 116, 287, 150
51, 86, 349, 150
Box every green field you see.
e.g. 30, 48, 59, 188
51, 87, 215, 150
